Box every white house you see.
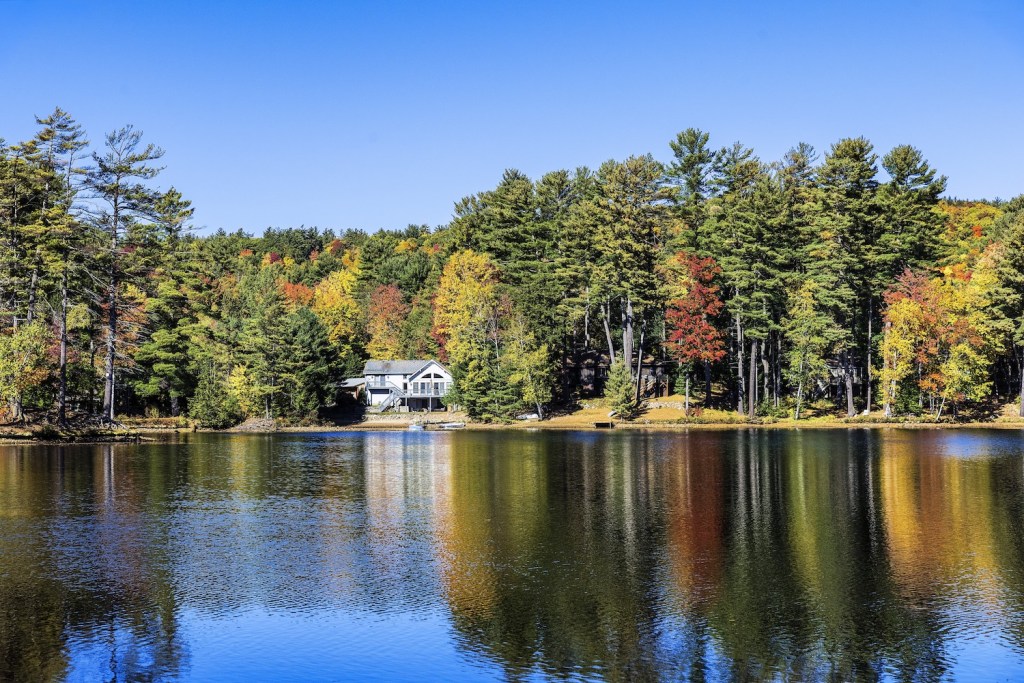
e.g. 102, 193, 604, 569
363, 359, 453, 412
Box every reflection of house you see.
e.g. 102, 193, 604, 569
364, 360, 452, 412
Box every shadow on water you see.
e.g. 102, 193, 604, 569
2, 428, 1024, 680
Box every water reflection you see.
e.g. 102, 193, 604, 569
1, 429, 1024, 680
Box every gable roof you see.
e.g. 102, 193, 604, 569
408, 360, 450, 381
363, 360, 433, 376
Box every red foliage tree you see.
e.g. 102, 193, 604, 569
280, 281, 315, 307
664, 252, 726, 411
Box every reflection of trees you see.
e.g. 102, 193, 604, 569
433, 429, 1014, 680
0, 443, 188, 681
5, 428, 1024, 680
880, 430, 1024, 661
435, 432, 671, 682
0, 445, 68, 681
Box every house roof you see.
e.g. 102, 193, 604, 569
363, 359, 435, 376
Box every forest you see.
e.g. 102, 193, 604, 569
1, 108, 1023, 427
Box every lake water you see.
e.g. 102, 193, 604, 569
2, 429, 1024, 682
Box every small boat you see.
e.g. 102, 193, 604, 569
438, 422, 465, 430
408, 424, 425, 431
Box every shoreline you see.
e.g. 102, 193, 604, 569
3, 416, 1023, 446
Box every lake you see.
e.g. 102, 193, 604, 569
2, 429, 1024, 681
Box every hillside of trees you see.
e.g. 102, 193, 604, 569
2, 109, 1023, 427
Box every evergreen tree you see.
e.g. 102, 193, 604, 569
990, 204, 1024, 415
189, 362, 239, 428
603, 358, 637, 419
283, 307, 335, 416
83, 126, 164, 422
813, 137, 880, 416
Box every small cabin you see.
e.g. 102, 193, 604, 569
364, 359, 453, 412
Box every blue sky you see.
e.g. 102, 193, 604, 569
1, 1, 1021, 234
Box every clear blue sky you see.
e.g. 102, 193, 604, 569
1, 1, 1021, 234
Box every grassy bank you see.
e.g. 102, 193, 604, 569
4, 401, 1023, 444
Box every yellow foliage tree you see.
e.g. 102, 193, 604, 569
0, 322, 52, 421
879, 297, 926, 418
432, 250, 500, 366
311, 256, 362, 370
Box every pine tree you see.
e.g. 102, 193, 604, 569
814, 137, 880, 416
283, 307, 335, 417
991, 204, 1024, 415
189, 362, 239, 428
83, 126, 164, 422
603, 358, 637, 419
31, 108, 88, 424
133, 189, 195, 416
784, 281, 835, 419
581, 156, 671, 376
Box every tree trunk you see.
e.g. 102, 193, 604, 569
685, 374, 690, 416
57, 269, 69, 425
794, 353, 806, 420
633, 323, 644, 402
602, 302, 616, 365
102, 278, 117, 423
102, 192, 121, 424
703, 361, 712, 408
89, 340, 97, 415
623, 297, 634, 381
747, 339, 757, 420
775, 334, 782, 408
761, 342, 769, 409
1019, 347, 1024, 418
865, 298, 873, 413
26, 268, 38, 323
736, 316, 745, 415
583, 289, 591, 349
170, 394, 180, 418
844, 354, 855, 418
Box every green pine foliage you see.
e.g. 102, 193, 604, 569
603, 359, 638, 419
188, 363, 240, 429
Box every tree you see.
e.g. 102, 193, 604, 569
366, 284, 410, 359
282, 307, 335, 416
32, 108, 88, 424
433, 250, 505, 417
663, 252, 726, 413
189, 362, 239, 428
83, 126, 164, 422
811, 137, 880, 416
878, 266, 1000, 419
0, 322, 50, 421
878, 290, 927, 418
432, 250, 501, 367
875, 145, 947, 277
310, 262, 362, 375
574, 156, 671, 376
784, 281, 835, 420
132, 189, 196, 416
666, 128, 717, 251
502, 311, 554, 418
991, 205, 1024, 415
603, 358, 637, 419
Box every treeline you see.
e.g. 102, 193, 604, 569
1, 109, 1022, 426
